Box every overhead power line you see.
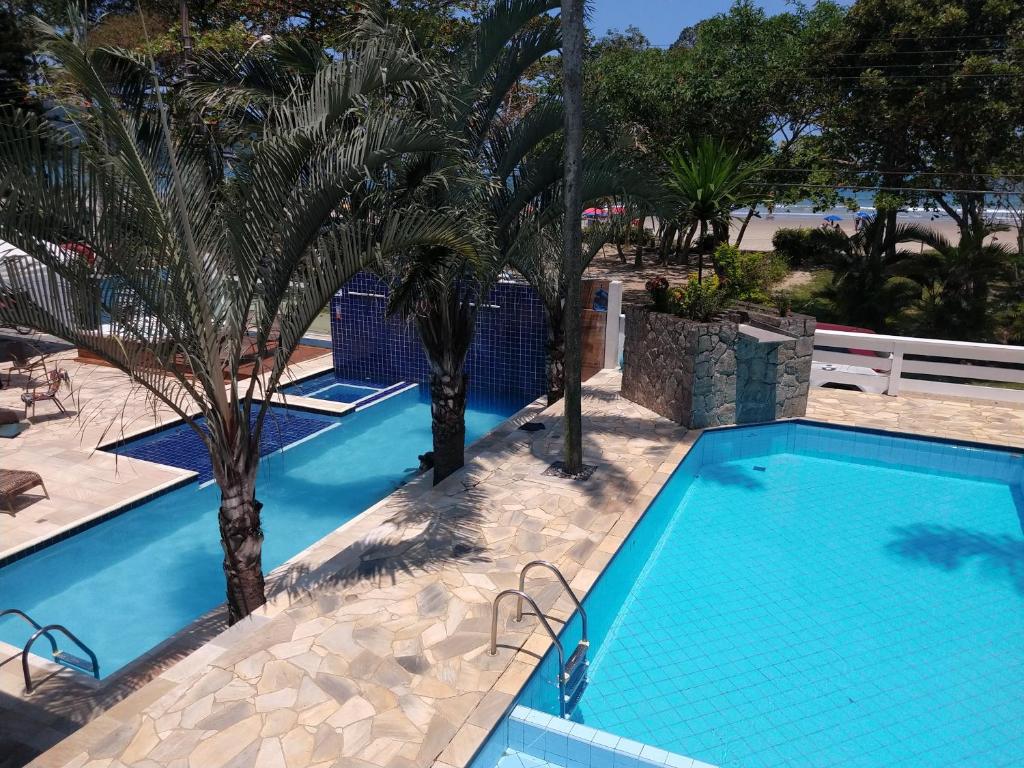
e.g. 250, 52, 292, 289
747, 181, 1024, 195
759, 169, 1024, 181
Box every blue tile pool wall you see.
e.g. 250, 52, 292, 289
470, 706, 711, 768
330, 273, 547, 400
108, 408, 333, 482
693, 421, 1024, 485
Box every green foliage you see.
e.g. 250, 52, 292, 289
714, 244, 787, 303
890, 227, 1015, 340
665, 137, 769, 251
0, 9, 33, 108
669, 275, 727, 322
771, 227, 847, 267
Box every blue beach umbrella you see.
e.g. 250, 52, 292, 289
823, 214, 843, 222
855, 211, 872, 219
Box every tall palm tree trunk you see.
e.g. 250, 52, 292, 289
216, 453, 266, 624
734, 206, 756, 248
561, 0, 584, 474
697, 219, 708, 283
430, 370, 468, 483
545, 303, 566, 405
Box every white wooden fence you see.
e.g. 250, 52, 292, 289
813, 329, 1024, 404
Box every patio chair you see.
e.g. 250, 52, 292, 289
0, 469, 48, 513
21, 368, 70, 418
2, 339, 48, 387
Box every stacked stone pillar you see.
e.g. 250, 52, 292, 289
620, 304, 815, 429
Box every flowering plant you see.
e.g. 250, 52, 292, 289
645, 276, 669, 294
645, 275, 670, 312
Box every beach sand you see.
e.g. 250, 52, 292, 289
583, 212, 1016, 304
732, 212, 1011, 251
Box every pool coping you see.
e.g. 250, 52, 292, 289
7, 382, 552, 762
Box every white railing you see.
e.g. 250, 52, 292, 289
813, 329, 1024, 404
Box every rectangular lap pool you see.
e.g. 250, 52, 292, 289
0, 383, 528, 678
478, 422, 1024, 768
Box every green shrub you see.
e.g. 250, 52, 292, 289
713, 244, 788, 303
772, 227, 847, 267
669, 276, 726, 321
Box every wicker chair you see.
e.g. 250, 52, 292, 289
0, 469, 48, 513
21, 368, 70, 418
2, 339, 48, 387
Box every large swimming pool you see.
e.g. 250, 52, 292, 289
477, 422, 1024, 768
0, 382, 526, 677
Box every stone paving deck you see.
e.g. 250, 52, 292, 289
10, 370, 1023, 768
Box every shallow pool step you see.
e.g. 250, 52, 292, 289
509, 705, 717, 768
496, 750, 561, 768
53, 650, 96, 674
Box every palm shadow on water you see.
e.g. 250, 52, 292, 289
696, 462, 766, 490
886, 524, 1024, 596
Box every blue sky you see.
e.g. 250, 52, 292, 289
588, 0, 799, 47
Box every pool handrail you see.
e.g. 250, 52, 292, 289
516, 560, 589, 646
490, 589, 568, 715
0, 608, 59, 658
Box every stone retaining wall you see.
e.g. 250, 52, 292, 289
621, 304, 815, 428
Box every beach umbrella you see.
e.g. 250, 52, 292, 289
855, 211, 872, 220
582, 207, 605, 219
823, 214, 843, 222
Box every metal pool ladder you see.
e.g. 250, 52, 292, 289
489, 560, 589, 718
0, 608, 100, 693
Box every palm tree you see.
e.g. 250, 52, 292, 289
814, 216, 924, 331
665, 138, 768, 282
508, 218, 609, 405
373, 0, 562, 484
892, 227, 1012, 339
0, 17, 474, 622
560, 0, 585, 474
501, 142, 662, 405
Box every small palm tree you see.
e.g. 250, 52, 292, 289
503, 142, 662, 405
820, 216, 923, 330
892, 227, 1012, 339
665, 138, 768, 282
0, 17, 474, 622
375, 0, 562, 484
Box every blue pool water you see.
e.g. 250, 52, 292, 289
0, 384, 524, 677
500, 423, 1024, 768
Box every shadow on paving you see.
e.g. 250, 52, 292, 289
273, 394, 687, 601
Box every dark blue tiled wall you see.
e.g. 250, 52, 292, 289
330, 273, 546, 399
109, 409, 332, 482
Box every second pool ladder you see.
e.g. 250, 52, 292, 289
489, 560, 589, 718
